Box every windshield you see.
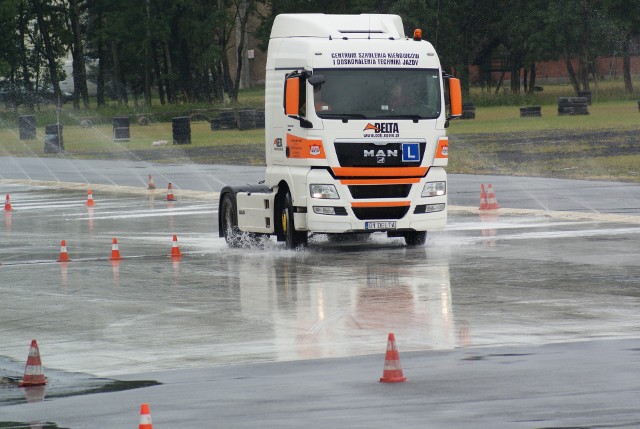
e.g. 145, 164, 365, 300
313, 68, 441, 120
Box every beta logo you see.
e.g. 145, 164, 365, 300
363, 122, 399, 137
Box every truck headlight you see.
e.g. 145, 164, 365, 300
422, 181, 446, 197
310, 184, 339, 199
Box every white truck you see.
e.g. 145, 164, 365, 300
219, 13, 462, 249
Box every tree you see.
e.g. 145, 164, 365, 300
31, 0, 68, 104
544, 0, 613, 93
66, 0, 90, 108
603, 0, 640, 92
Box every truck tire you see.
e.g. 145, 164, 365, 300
220, 194, 242, 248
281, 191, 307, 249
404, 231, 426, 246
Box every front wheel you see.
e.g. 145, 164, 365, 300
220, 194, 241, 247
281, 191, 307, 250
404, 231, 426, 246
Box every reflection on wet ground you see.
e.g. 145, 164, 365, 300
1, 184, 639, 384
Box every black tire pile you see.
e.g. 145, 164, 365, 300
461, 102, 476, 119
558, 97, 589, 116
519, 106, 541, 117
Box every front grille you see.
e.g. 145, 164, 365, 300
349, 184, 412, 199
335, 142, 426, 167
352, 206, 410, 220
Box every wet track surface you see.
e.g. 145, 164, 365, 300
1, 158, 640, 427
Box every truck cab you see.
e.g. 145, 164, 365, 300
219, 14, 462, 249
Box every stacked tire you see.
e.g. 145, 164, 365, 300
255, 109, 265, 128
577, 90, 592, 105
172, 116, 191, 144
558, 97, 589, 116
237, 109, 256, 130
519, 106, 541, 117
461, 102, 476, 119
219, 110, 236, 129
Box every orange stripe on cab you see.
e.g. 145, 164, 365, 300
286, 134, 326, 159
436, 138, 448, 159
332, 167, 428, 178
351, 201, 411, 208
340, 178, 420, 185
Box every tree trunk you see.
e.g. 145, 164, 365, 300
212, 64, 224, 102
579, 50, 589, 91
111, 40, 126, 105
232, 0, 251, 99
69, 0, 90, 108
563, 49, 580, 93
527, 63, 537, 94
622, 38, 633, 93
494, 69, 505, 94
510, 57, 520, 94
153, 43, 165, 105
163, 41, 175, 103
32, 0, 62, 105
144, 0, 152, 108
96, 38, 106, 106
18, 2, 35, 111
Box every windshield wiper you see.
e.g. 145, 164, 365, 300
318, 113, 367, 122
382, 114, 424, 121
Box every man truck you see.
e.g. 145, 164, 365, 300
219, 13, 462, 249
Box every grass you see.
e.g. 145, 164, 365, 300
448, 100, 640, 134
468, 78, 640, 106
1, 82, 639, 182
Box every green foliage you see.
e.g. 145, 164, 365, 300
1, 0, 640, 108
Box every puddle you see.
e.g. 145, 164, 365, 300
0, 423, 68, 428
1, 371, 159, 406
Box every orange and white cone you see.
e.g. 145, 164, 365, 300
167, 183, 176, 201
57, 240, 71, 262
86, 189, 95, 207
170, 234, 182, 258
19, 340, 47, 387
139, 403, 153, 429
148, 174, 156, 190
109, 238, 122, 261
479, 184, 488, 210
485, 184, 500, 210
379, 332, 407, 383
4, 194, 12, 211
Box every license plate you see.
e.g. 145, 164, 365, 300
365, 221, 396, 230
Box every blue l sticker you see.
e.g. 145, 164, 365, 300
402, 143, 420, 162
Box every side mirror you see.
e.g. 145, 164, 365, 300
283, 73, 313, 128
448, 77, 462, 118
308, 74, 325, 87
284, 76, 301, 116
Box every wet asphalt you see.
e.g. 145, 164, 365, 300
0, 157, 639, 428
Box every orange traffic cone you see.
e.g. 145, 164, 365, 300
379, 332, 407, 383
479, 184, 488, 210
86, 189, 95, 207
148, 174, 156, 190
4, 194, 12, 211
170, 234, 182, 258
109, 238, 122, 261
485, 184, 500, 210
139, 403, 153, 429
57, 240, 71, 262
167, 183, 176, 201
19, 340, 47, 387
